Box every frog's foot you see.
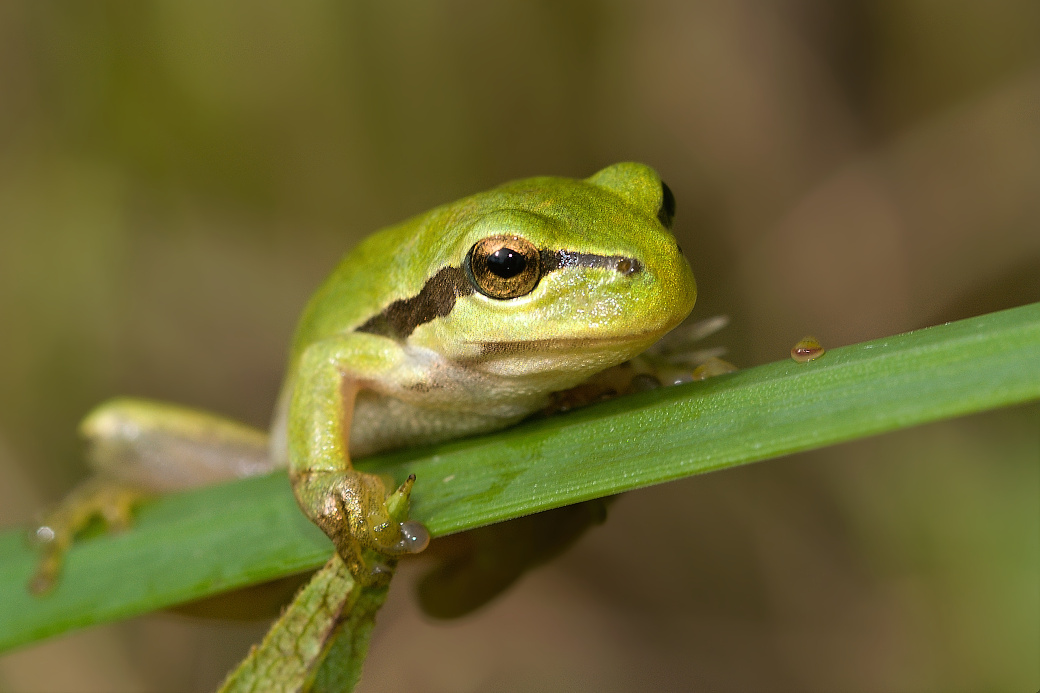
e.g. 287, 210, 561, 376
632, 314, 737, 385
291, 470, 429, 586
545, 315, 736, 415
29, 477, 150, 595
645, 314, 730, 359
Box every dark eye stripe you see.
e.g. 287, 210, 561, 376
540, 250, 642, 276
356, 248, 641, 340
356, 266, 472, 340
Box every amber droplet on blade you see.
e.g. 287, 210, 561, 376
791, 336, 825, 363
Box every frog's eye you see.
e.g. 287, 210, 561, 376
466, 235, 542, 299
657, 181, 676, 229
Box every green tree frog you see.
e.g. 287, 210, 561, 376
32, 162, 697, 592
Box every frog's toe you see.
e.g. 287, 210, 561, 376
375, 475, 429, 555
29, 513, 71, 591
28, 535, 64, 596
355, 519, 428, 586
360, 498, 429, 557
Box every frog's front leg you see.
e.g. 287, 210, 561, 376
287, 335, 429, 585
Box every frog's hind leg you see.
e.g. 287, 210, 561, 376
30, 398, 273, 594
417, 498, 614, 619
80, 398, 273, 491
29, 477, 151, 594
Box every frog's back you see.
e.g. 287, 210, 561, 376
288, 211, 434, 362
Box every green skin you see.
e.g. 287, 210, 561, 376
33, 162, 697, 591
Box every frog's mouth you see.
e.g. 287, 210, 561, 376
451, 331, 665, 381
472, 329, 664, 359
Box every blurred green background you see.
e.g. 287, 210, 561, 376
1, 2, 1037, 691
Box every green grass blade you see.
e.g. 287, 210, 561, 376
216, 556, 356, 693
2, 302, 1038, 652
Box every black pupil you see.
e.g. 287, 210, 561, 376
487, 247, 527, 278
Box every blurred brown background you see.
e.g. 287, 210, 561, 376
1, 2, 1038, 691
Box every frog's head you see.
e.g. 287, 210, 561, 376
405, 162, 696, 383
